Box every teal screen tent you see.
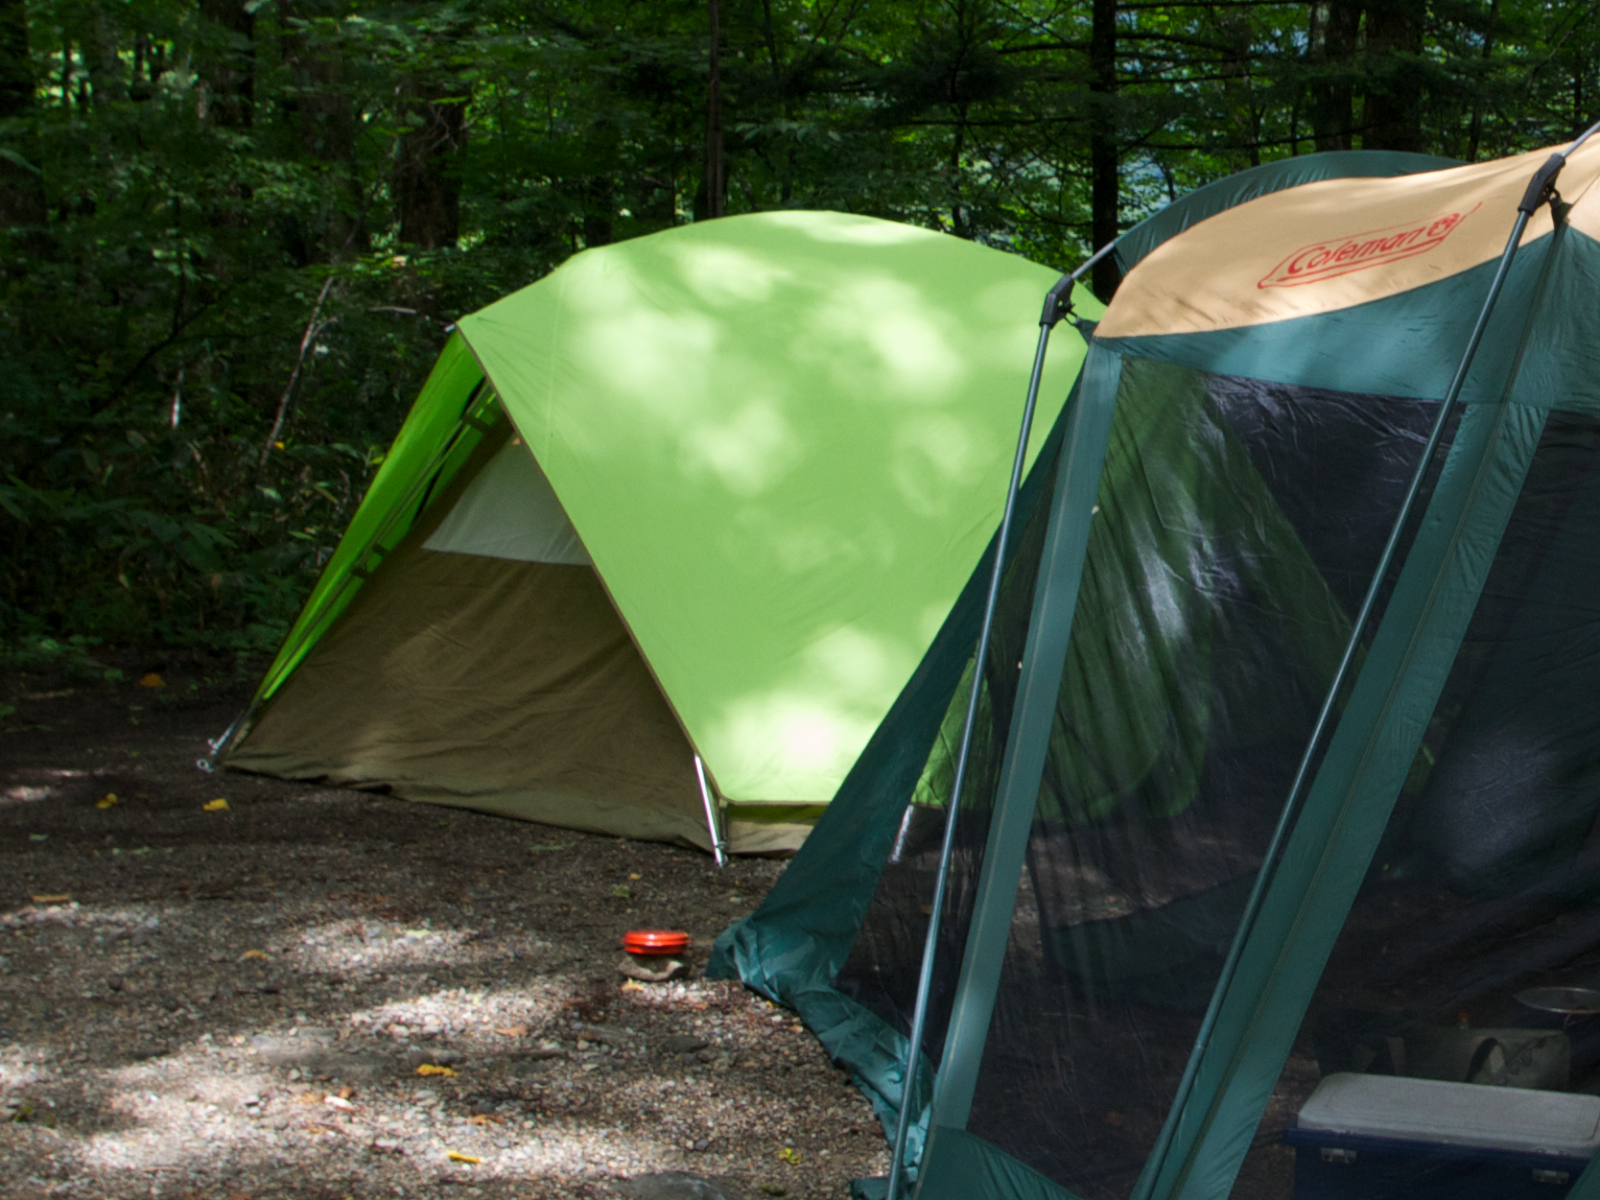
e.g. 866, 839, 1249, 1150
218, 213, 1097, 855
711, 132, 1600, 1200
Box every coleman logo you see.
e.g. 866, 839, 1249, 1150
1258, 204, 1480, 288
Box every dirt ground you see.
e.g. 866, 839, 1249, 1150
0, 659, 888, 1200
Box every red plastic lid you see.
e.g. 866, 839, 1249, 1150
622, 929, 691, 956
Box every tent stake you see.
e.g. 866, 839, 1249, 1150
695, 754, 727, 868
885, 240, 1114, 1200
1129, 123, 1600, 1200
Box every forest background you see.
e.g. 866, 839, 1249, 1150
0, 0, 1595, 668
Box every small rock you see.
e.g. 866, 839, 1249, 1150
618, 955, 689, 983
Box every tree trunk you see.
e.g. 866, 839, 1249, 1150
396, 87, 468, 249
86, 8, 126, 105
1362, 0, 1426, 151
0, 0, 45, 229
197, 0, 256, 127
279, 2, 364, 260
703, 0, 726, 220
1089, 0, 1119, 300
1308, 0, 1362, 151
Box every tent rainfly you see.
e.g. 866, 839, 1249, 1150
216, 212, 1098, 855
711, 131, 1600, 1200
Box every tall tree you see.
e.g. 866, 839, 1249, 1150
1089, 0, 1119, 297
0, 0, 43, 228
1363, 0, 1427, 150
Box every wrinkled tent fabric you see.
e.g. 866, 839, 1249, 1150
224, 212, 1099, 853
710, 141, 1600, 1199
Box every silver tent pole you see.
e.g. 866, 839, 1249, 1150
1129, 126, 1598, 1200
884, 240, 1115, 1200
695, 754, 728, 868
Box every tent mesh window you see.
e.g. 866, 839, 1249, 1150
1233, 408, 1600, 1200
834, 437, 1061, 1065
838, 357, 1449, 1199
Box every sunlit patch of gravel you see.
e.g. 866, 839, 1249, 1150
0, 673, 892, 1199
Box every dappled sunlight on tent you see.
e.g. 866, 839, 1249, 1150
666, 242, 796, 305
803, 276, 970, 403
573, 305, 723, 427
891, 414, 999, 517
764, 208, 941, 245
231, 210, 1099, 831
457, 214, 1092, 805
709, 624, 918, 795
678, 398, 803, 497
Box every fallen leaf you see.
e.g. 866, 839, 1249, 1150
466, 1113, 503, 1126
777, 1146, 801, 1165
493, 1025, 528, 1038
138, 673, 165, 688
447, 1151, 481, 1164
337, 1086, 354, 1099
416, 1064, 456, 1077
203, 798, 229, 812
30, 894, 69, 903
97, 793, 119, 809
628, 873, 642, 880
239, 949, 269, 961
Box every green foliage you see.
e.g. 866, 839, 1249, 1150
0, 0, 1595, 656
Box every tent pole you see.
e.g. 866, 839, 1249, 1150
694, 754, 727, 868
885, 240, 1115, 1200
1129, 135, 1589, 1200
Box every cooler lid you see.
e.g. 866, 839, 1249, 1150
1298, 1073, 1600, 1158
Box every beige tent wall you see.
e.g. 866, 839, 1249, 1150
228, 534, 722, 847
229, 420, 815, 853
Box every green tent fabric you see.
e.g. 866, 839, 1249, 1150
710, 140, 1600, 1199
223, 212, 1101, 853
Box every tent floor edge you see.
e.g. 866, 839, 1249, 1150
913, 1127, 1088, 1200
218, 759, 722, 852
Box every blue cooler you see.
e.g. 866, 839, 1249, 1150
1284, 1072, 1600, 1200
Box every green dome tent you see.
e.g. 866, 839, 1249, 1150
218, 212, 1098, 855
711, 135, 1600, 1199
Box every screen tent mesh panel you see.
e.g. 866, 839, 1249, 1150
1231, 409, 1600, 1200
834, 358, 1449, 1198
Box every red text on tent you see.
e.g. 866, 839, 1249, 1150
1257, 203, 1482, 289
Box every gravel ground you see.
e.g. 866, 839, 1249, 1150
0, 661, 888, 1200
